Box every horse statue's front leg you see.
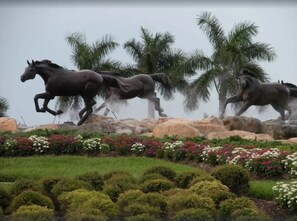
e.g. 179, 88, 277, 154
219, 95, 242, 119
34, 92, 63, 116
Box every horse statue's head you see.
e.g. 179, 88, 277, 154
21, 60, 37, 82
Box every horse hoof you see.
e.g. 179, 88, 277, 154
39, 108, 46, 112
56, 110, 63, 115
160, 114, 167, 117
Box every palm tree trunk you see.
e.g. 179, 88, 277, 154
147, 100, 155, 118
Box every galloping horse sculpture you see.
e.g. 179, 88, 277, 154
94, 72, 172, 117
219, 73, 297, 121
21, 60, 126, 125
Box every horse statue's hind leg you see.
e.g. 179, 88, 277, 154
219, 94, 243, 119
147, 92, 167, 117
77, 97, 96, 125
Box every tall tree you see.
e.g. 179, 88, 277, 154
0, 96, 9, 117
124, 26, 190, 118
56, 32, 120, 118
184, 12, 276, 115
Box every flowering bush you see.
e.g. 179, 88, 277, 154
77, 135, 110, 154
28, 135, 49, 154
48, 135, 78, 154
131, 143, 145, 156
273, 180, 297, 211
3, 138, 17, 155
283, 152, 297, 177
163, 141, 183, 159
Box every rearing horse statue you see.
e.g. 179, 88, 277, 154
219, 73, 297, 121
21, 59, 126, 125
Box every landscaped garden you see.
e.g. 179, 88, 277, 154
0, 129, 297, 220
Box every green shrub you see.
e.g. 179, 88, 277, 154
51, 178, 93, 197
143, 166, 176, 181
10, 190, 54, 212
81, 197, 120, 219
140, 179, 175, 193
10, 178, 41, 196
10, 205, 54, 221
175, 171, 202, 188
189, 174, 215, 186
190, 181, 235, 205
38, 176, 64, 197
231, 208, 271, 221
76, 171, 104, 191
125, 214, 159, 221
65, 207, 107, 221
172, 208, 214, 221
219, 197, 257, 221
117, 190, 145, 209
0, 208, 3, 221
138, 193, 167, 212
139, 173, 169, 184
211, 165, 250, 195
167, 194, 217, 217
0, 186, 12, 210
58, 189, 110, 213
161, 188, 191, 198
103, 170, 134, 181
124, 203, 160, 217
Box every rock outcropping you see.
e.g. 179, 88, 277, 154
20, 114, 297, 142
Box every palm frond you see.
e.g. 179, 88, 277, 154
197, 11, 226, 50
0, 97, 9, 117
228, 21, 258, 45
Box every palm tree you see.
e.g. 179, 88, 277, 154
0, 96, 9, 117
124, 26, 190, 118
184, 12, 276, 115
56, 32, 120, 119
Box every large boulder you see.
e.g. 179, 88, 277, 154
0, 117, 18, 132
223, 116, 264, 133
152, 120, 202, 138
207, 130, 257, 140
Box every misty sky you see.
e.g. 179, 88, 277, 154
0, 1, 297, 126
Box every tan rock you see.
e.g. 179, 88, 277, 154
223, 116, 264, 133
24, 124, 60, 132
0, 117, 18, 132
152, 120, 202, 138
194, 124, 227, 137
196, 116, 224, 126
207, 130, 256, 140
255, 134, 274, 141
288, 137, 297, 143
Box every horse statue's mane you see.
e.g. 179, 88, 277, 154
36, 59, 65, 70
278, 80, 297, 89
99, 71, 122, 77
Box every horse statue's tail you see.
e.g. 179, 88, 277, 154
149, 73, 173, 98
101, 75, 128, 91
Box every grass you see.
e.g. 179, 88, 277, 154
0, 156, 206, 182
248, 180, 279, 200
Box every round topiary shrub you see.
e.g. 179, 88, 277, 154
76, 171, 104, 191
117, 190, 145, 209
10, 205, 55, 221
190, 180, 235, 205
38, 176, 63, 197
103, 170, 134, 181
211, 165, 250, 195
161, 188, 191, 198
51, 178, 93, 197
124, 203, 160, 217
81, 197, 120, 219
138, 193, 167, 213
143, 166, 176, 181
140, 179, 175, 193
10, 190, 54, 212
219, 197, 257, 221
125, 213, 159, 221
175, 171, 203, 188
58, 189, 110, 213
172, 208, 214, 221
231, 208, 271, 221
167, 194, 217, 217
0, 186, 12, 210
189, 174, 215, 186
65, 207, 107, 221
139, 173, 169, 184
10, 178, 41, 196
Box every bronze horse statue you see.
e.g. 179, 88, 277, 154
219, 73, 297, 121
94, 72, 172, 117
21, 60, 126, 125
